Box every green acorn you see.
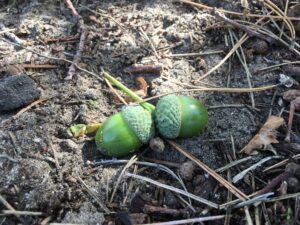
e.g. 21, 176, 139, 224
155, 95, 208, 139
95, 105, 154, 157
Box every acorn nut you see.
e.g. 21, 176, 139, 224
95, 105, 154, 157
154, 95, 208, 139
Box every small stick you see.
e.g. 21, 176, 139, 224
255, 171, 293, 196
41, 35, 79, 44
143, 205, 188, 217
64, 0, 87, 80
0, 154, 18, 163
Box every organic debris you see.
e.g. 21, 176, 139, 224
240, 116, 284, 154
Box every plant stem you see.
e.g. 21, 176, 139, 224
103, 71, 156, 112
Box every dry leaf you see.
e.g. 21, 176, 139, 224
240, 116, 284, 154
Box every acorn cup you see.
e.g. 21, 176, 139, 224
95, 105, 154, 157
154, 95, 208, 139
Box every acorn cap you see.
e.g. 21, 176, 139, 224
155, 95, 181, 139
122, 105, 154, 143
95, 105, 154, 157
155, 95, 208, 139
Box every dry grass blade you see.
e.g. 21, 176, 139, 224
141, 215, 225, 225
193, 12, 272, 82
263, 153, 300, 172
12, 97, 53, 119
258, 61, 300, 72
77, 176, 111, 214
104, 78, 128, 105
167, 140, 248, 200
264, 0, 295, 42
109, 155, 137, 203
1, 210, 43, 216
140, 84, 278, 103
228, 29, 255, 108
194, 35, 248, 81
126, 172, 219, 208
232, 156, 282, 183
179, 0, 300, 20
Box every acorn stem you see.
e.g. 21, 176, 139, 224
103, 71, 155, 112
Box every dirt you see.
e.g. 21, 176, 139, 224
0, 0, 300, 224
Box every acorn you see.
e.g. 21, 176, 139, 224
154, 95, 208, 139
95, 105, 154, 157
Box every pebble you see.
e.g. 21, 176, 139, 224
179, 161, 196, 181
0, 74, 40, 112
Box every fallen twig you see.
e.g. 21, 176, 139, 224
0, 154, 18, 163
64, 0, 87, 80
255, 171, 292, 196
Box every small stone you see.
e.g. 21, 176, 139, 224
287, 177, 300, 193
149, 137, 165, 153
285, 162, 300, 174
0, 74, 40, 112
252, 39, 269, 54
164, 191, 179, 208
179, 161, 196, 181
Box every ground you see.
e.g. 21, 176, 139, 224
0, 0, 300, 224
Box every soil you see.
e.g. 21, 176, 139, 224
0, 0, 300, 225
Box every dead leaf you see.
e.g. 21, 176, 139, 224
283, 89, 300, 102
240, 116, 284, 154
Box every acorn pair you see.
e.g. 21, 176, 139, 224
95, 95, 208, 157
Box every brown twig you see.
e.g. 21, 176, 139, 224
47, 136, 62, 182
143, 205, 188, 217
41, 35, 79, 44
215, 11, 274, 43
64, 0, 87, 80
255, 171, 293, 196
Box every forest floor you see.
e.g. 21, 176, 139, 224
0, 0, 300, 224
